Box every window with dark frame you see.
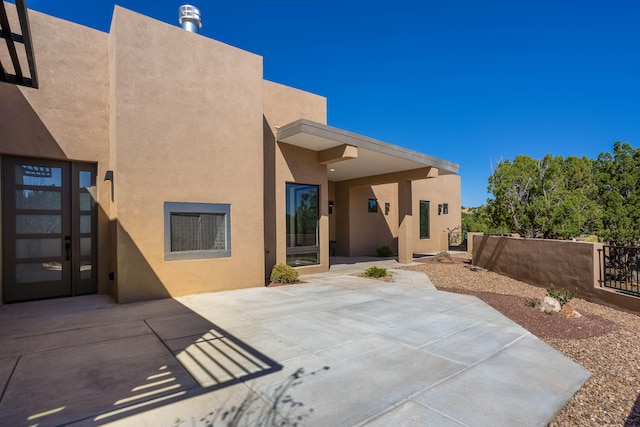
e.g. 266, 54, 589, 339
419, 200, 430, 239
164, 202, 231, 261
443, 203, 449, 215
286, 183, 320, 267
368, 198, 378, 213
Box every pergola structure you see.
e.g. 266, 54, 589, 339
0, 0, 37, 88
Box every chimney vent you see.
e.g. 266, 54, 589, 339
179, 5, 202, 33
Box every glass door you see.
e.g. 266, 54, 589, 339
2, 158, 97, 303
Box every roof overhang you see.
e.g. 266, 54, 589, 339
0, 0, 38, 88
277, 119, 459, 182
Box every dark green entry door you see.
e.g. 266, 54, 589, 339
2, 158, 97, 303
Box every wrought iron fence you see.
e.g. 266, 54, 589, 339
448, 232, 467, 251
599, 245, 640, 295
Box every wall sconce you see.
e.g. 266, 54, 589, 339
105, 170, 114, 202
385, 202, 390, 215
328, 200, 334, 214
438, 204, 443, 215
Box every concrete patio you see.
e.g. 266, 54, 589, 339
0, 267, 590, 426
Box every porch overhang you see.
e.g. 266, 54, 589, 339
277, 119, 459, 181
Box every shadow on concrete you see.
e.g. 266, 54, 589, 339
329, 255, 397, 266
625, 392, 640, 426
174, 366, 330, 427
0, 296, 284, 426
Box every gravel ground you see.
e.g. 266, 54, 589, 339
405, 254, 640, 427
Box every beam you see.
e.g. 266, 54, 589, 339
337, 167, 438, 188
0, 60, 8, 82
317, 144, 358, 165
0, 1, 24, 85
15, 0, 37, 88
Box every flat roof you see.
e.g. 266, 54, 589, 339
277, 119, 459, 181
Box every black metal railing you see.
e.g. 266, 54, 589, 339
599, 245, 640, 295
448, 232, 467, 251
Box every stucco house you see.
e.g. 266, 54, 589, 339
0, 2, 460, 304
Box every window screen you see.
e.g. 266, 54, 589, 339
164, 203, 231, 260
170, 213, 226, 252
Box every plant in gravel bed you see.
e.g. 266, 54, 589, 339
546, 284, 576, 306
435, 251, 453, 263
364, 266, 387, 278
525, 299, 537, 308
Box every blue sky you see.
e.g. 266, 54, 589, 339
17, 0, 640, 207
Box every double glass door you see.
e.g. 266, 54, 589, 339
2, 158, 97, 303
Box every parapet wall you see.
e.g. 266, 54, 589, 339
472, 235, 640, 315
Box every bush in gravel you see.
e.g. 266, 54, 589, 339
435, 251, 453, 263
546, 284, 576, 306
376, 245, 393, 257
270, 263, 299, 284
364, 266, 387, 278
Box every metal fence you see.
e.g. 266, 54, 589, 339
448, 232, 467, 251
598, 245, 640, 295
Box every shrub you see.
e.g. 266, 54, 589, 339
364, 266, 387, 278
546, 284, 576, 306
435, 251, 453, 263
524, 299, 537, 308
270, 263, 299, 284
376, 245, 393, 257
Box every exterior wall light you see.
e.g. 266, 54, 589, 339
438, 204, 443, 215
385, 202, 390, 215
329, 201, 334, 214
105, 170, 114, 201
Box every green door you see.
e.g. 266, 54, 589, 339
2, 157, 97, 303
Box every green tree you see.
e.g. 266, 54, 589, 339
594, 142, 640, 245
461, 205, 507, 235
487, 155, 601, 239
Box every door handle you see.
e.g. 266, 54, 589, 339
65, 238, 71, 261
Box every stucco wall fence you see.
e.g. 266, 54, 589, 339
472, 235, 640, 315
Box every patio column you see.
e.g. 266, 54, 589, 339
397, 179, 413, 263
334, 181, 351, 256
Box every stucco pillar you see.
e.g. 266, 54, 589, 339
334, 182, 351, 256
397, 179, 413, 263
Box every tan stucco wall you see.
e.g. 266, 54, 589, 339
0, 6, 111, 299
413, 175, 461, 254
273, 143, 329, 275
328, 181, 337, 242
473, 235, 640, 315
333, 174, 461, 257
262, 80, 328, 276
109, 7, 265, 302
348, 184, 398, 256
1, 4, 463, 302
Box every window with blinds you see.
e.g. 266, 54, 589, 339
164, 203, 231, 260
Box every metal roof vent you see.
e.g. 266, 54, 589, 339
178, 5, 202, 33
